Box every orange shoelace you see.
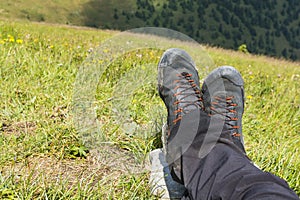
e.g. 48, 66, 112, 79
210, 96, 241, 137
172, 72, 202, 124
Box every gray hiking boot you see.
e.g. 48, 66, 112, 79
158, 48, 203, 184
158, 48, 203, 135
202, 66, 245, 152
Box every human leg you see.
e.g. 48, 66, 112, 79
157, 49, 299, 199
181, 142, 299, 200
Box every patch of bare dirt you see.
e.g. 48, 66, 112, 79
1, 121, 36, 136
1, 145, 149, 189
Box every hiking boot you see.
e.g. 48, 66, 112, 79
158, 48, 203, 183
158, 48, 203, 137
201, 66, 245, 152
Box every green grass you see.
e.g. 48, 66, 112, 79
1, 0, 300, 60
0, 20, 299, 199
0, 0, 136, 28
0, 0, 89, 25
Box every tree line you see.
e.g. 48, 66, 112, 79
82, 0, 300, 60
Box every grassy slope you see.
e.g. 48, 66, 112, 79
0, 20, 299, 198
0, 0, 89, 24
0, 0, 135, 26
1, 0, 300, 60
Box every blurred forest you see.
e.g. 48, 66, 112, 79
81, 0, 300, 60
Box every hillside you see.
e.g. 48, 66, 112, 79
0, 0, 300, 60
0, 0, 300, 61
0, 20, 299, 198
82, 0, 300, 61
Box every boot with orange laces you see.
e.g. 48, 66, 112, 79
157, 48, 205, 184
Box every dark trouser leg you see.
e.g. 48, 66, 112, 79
181, 142, 299, 200
167, 110, 299, 200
